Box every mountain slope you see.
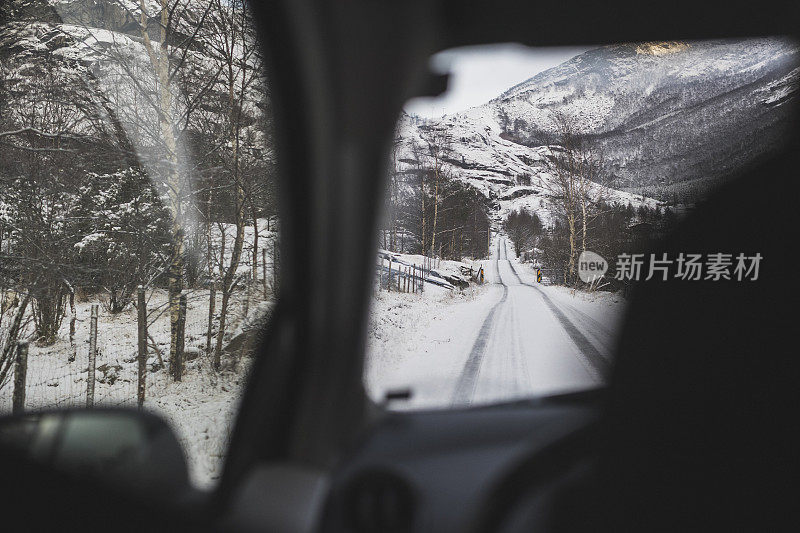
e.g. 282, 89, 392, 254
398, 37, 799, 215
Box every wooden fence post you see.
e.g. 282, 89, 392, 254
12, 341, 28, 415
68, 289, 76, 363
243, 273, 250, 317
272, 240, 279, 294
174, 294, 186, 382
137, 285, 147, 409
206, 281, 216, 357
87, 303, 98, 408
388, 258, 392, 292
262, 248, 268, 298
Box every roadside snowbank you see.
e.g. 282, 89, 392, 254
364, 279, 498, 408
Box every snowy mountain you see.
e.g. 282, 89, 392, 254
397, 38, 799, 213
6, 1, 797, 218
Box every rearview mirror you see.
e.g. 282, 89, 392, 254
0, 409, 190, 497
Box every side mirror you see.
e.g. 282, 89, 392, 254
0, 409, 190, 497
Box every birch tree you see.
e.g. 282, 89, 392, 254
132, 0, 191, 378
545, 111, 606, 285
201, 0, 262, 370
71, 0, 220, 377
420, 128, 453, 258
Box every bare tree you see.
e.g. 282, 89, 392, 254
0, 53, 118, 344
200, 0, 263, 370
420, 127, 453, 258
382, 131, 490, 261
2, 0, 274, 371
0, 292, 31, 390
545, 111, 606, 284
505, 208, 542, 258
66, 0, 230, 376
53, 0, 208, 375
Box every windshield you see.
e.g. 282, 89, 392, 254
0, 0, 276, 488
365, 39, 798, 409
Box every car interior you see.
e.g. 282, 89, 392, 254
0, 1, 798, 532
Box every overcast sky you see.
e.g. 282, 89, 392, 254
404, 44, 593, 118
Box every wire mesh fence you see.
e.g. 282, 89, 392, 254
0, 223, 278, 487
0, 280, 274, 414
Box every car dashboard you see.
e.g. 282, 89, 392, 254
320, 393, 601, 532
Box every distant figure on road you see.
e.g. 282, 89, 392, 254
479, 267, 484, 284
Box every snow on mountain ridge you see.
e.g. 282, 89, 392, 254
396, 109, 658, 230
492, 38, 798, 135
397, 36, 799, 224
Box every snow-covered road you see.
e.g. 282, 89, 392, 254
453, 237, 611, 406
367, 236, 622, 409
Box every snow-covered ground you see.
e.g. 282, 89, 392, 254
365, 236, 627, 410
377, 249, 480, 289
2, 224, 627, 485
365, 272, 495, 406
0, 221, 277, 489
512, 257, 627, 342
0, 286, 263, 488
